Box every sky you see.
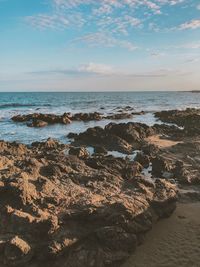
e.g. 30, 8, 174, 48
0, 0, 200, 91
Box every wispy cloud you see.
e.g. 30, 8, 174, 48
73, 32, 138, 51
150, 51, 166, 57
78, 62, 114, 75
29, 63, 191, 78
29, 62, 114, 76
179, 19, 200, 30
172, 41, 200, 49
24, 0, 188, 50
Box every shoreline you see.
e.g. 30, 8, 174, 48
0, 107, 200, 266
123, 201, 200, 267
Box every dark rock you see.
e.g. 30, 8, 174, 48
0, 138, 178, 267
73, 112, 102, 121
141, 143, 159, 157
4, 236, 32, 266
68, 147, 89, 159
27, 120, 48, 128
12, 112, 103, 127
67, 132, 78, 139
93, 146, 107, 155
72, 122, 155, 154
152, 156, 174, 178
105, 113, 133, 120
135, 152, 150, 168
155, 108, 200, 136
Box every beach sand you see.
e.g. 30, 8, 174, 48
145, 135, 182, 149
123, 202, 200, 267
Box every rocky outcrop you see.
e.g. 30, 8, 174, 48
0, 139, 178, 267
155, 108, 200, 136
71, 122, 156, 154
12, 112, 102, 127
12, 112, 72, 126
68, 146, 89, 159
149, 140, 200, 184
105, 113, 133, 120
11, 111, 141, 128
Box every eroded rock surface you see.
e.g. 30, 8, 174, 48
12, 111, 140, 128
70, 122, 156, 154
12, 112, 102, 127
0, 138, 177, 267
155, 108, 200, 136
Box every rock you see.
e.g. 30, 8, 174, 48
131, 111, 146, 115
152, 156, 174, 178
0, 137, 178, 267
105, 113, 133, 120
73, 112, 102, 121
12, 112, 103, 127
123, 162, 143, 180
141, 143, 159, 157
4, 236, 32, 266
155, 108, 200, 136
68, 147, 90, 159
135, 152, 150, 168
67, 132, 78, 139
153, 124, 183, 138
93, 146, 107, 155
173, 160, 195, 184
72, 122, 155, 154
27, 120, 48, 128
152, 179, 177, 218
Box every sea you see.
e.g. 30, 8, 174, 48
0, 91, 200, 144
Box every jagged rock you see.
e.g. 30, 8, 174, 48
27, 120, 48, 128
72, 122, 155, 154
105, 113, 133, 120
135, 152, 150, 168
12, 112, 103, 127
4, 236, 32, 266
93, 146, 107, 155
0, 137, 177, 267
68, 147, 89, 159
72, 112, 102, 121
155, 108, 200, 136
67, 132, 78, 139
151, 156, 174, 178
141, 143, 159, 157
173, 160, 196, 184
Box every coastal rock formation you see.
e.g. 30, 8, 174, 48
71, 122, 155, 153
0, 139, 178, 267
105, 113, 133, 120
12, 112, 102, 127
12, 113, 72, 127
12, 111, 140, 128
68, 146, 90, 159
148, 139, 200, 184
155, 108, 200, 136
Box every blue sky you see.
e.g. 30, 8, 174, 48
0, 0, 200, 91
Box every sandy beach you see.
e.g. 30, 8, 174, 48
123, 201, 200, 267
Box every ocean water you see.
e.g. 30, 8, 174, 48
0, 91, 200, 144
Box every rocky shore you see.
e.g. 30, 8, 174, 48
1, 108, 200, 267
11, 110, 145, 128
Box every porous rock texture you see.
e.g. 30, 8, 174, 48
155, 108, 200, 136
0, 138, 177, 267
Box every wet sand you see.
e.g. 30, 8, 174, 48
123, 202, 200, 267
146, 135, 182, 148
